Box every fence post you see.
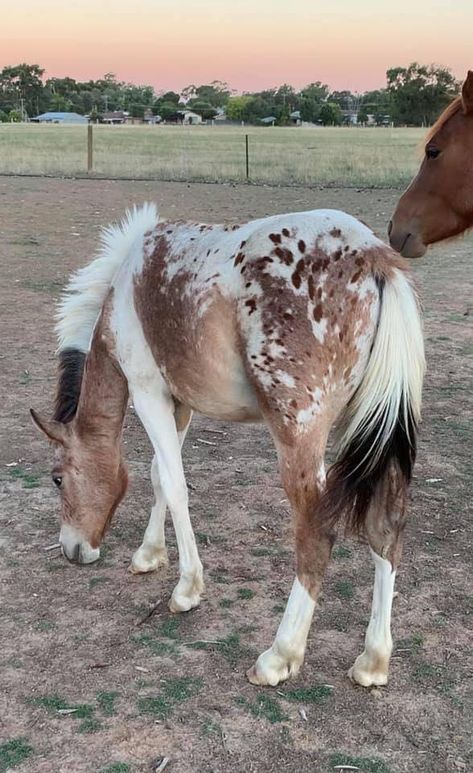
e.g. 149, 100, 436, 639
245, 134, 249, 181
87, 124, 93, 172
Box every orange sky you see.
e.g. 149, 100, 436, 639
2, 0, 471, 92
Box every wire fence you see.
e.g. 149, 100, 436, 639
0, 123, 425, 187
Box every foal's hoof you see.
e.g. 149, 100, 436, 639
169, 571, 204, 613
129, 546, 169, 575
348, 651, 390, 688
247, 646, 302, 687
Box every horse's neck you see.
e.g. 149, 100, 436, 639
75, 331, 128, 441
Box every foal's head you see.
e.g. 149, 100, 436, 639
31, 408, 128, 564
389, 71, 473, 257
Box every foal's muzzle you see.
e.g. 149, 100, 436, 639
59, 524, 101, 565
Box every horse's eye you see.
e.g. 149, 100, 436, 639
52, 475, 63, 488
426, 146, 441, 159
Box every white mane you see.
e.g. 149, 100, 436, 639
56, 202, 158, 353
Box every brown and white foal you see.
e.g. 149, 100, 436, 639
32, 204, 424, 688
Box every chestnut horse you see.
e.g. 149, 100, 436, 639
32, 204, 424, 688
389, 70, 473, 257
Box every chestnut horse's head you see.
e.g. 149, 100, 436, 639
389, 71, 473, 258
31, 409, 128, 564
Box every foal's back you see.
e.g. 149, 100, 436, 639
126, 209, 401, 429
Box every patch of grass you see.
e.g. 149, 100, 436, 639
413, 663, 444, 682
30, 694, 95, 722
100, 765, 131, 773
158, 616, 181, 639
0, 123, 425, 187
284, 685, 333, 703
332, 545, 352, 559
0, 738, 33, 771
334, 580, 354, 599
397, 633, 424, 652
35, 620, 56, 632
272, 603, 286, 614
219, 597, 234, 609
201, 718, 222, 738
89, 576, 110, 590
21, 279, 63, 295
78, 717, 102, 733
137, 677, 203, 719
237, 587, 255, 601
8, 466, 41, 489
238, 694, 288, 724
133, 632, 178, 658
209, 568, 231, 584
189, 631, 254, 666
251, 547, 273, 557
19, 370, 31, 385
97, 691, 118, 716
329, 753, 390, 773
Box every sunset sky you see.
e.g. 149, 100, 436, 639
2, 0, 471, 93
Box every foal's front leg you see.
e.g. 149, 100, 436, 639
130, 455, 168, 573
130, 406, 193, 574
248, 452, 333, 687
132, 390, 203, 612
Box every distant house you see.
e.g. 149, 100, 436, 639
31, 112, 87, 124
101, 111, 127, 125
289, 110, 301, 126
180, 110, 202, 125
261, 116, 277, 126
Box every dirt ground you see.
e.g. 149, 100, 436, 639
0, 177, 472, 773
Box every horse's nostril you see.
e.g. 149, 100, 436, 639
387, 220, 393, 236
73, 543, 81, 563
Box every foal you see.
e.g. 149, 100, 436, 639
32, 204, 424, 688
390, 70, 473, 257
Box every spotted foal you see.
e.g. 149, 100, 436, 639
32, 204, 424, 688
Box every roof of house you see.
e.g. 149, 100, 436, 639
33, 112, 87, 121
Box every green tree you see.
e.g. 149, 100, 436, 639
387, 63, 459, 125
319, 102, 342, 126
225, 95, 254, 121
0, 63, 45, 117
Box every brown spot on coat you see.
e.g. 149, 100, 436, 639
313, 304, 323, 322
269, 233, 281, 244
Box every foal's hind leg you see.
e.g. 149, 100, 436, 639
349, 474, 406, 687
248, 437, 333, 687
130, 404, 192, 574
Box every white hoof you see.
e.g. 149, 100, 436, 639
247, 644, 303, 687
169, 570, 204, 613
348, 650, 390, 687
129, 545, 168, 575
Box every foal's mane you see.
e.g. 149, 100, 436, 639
53, 203, 159, 424
425, 96, 463, 144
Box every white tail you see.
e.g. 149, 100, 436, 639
336, 268, 425, 471
56, 202, 158, 353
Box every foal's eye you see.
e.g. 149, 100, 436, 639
52, 475, 63, 488
426, 146, 441, 159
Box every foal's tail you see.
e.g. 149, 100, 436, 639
321, 266, 425, 533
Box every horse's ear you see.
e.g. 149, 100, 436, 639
461, 71, 473, 114
30, 409, 66, 444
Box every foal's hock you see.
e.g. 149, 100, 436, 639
32, 204, 424, 688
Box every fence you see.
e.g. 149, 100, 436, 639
0, 123, 425, 187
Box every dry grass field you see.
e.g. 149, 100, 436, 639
0, 123, 425, 186
0, 177, 472, 773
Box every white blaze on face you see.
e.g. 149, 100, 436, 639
59, 523, 100, 564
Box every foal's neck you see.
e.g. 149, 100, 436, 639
75, 321, 128, 442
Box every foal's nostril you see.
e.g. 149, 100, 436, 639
387, 220, 393, 236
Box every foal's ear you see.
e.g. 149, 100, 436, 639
30, 409, 66, 445
461, 70, 473, 114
